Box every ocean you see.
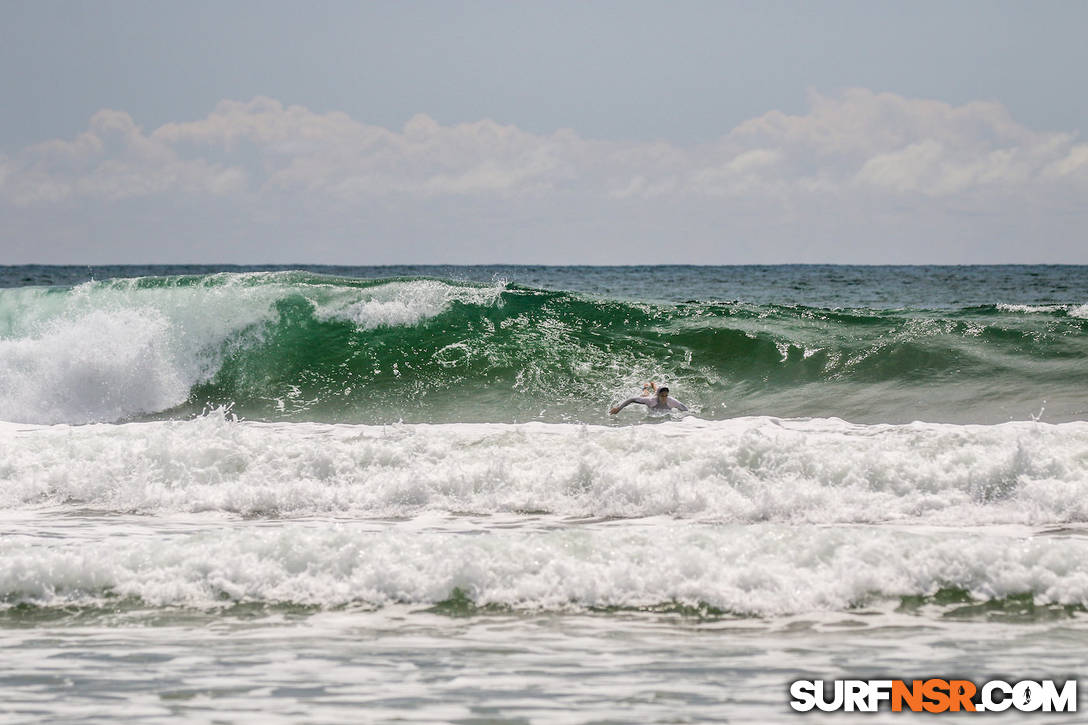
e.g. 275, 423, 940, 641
1, 264, 1086, 722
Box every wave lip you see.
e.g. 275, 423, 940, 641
4, 416, 1088, 525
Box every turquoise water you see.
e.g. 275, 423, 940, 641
1, 265, 1086, 722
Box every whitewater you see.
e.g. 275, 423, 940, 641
1, 265, 1086, 723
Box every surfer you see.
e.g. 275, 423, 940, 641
609, 385, 689, 415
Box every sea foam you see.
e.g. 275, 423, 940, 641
3, 520, 1086, 615
3, 415, 1087, 525
313, 279, 505, 329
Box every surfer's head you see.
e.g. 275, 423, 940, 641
657, 386, 669, 399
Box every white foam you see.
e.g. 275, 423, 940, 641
995, 302, 1088, 318
995, 303, 1068, 314
3, 416, 1088, 526
0, 276, 290, 424
3, 520, 1086, 615
0, 274, 502, 424
0, 308, 193, 425
313, 279, 504, 329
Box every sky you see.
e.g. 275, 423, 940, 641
1, 0, 1086, 264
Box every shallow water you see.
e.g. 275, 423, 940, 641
4, 507, 1088, 723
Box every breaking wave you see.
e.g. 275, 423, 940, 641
0, 271, 1085, 425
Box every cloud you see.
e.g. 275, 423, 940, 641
148, 99, 584, 200
1045, 143, 1088, 178
1, 89, 1086, 262
2, 109, 247, 206
684, 89, 1086, 202
6, 90, 1085, 205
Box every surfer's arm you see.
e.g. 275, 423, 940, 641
667, 397, 689, 412
609, 397, 650, 414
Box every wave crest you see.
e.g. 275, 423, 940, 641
0, 272, 1085, 424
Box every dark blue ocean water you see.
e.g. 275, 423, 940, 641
3, 263, 1085, 307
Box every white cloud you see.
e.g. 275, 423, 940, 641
147, 99, 583, 200
1045, 143, 1088, 178
2, 109, 247, 205
1, 89, 1086, 262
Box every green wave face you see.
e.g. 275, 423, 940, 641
2, 271, 1086, 424
182, 274, 1088, 424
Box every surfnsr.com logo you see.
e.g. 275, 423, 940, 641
789, 679, 1077, 713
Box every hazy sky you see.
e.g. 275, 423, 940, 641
1, 0, 1086, 264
